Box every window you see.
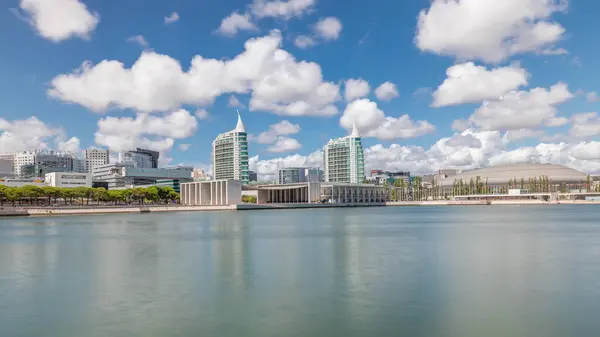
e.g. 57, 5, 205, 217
61, 175, 87, 180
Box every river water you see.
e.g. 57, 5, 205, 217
1, 206, 600, 337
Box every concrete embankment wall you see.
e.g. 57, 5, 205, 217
386, 200, 490, 206
3, 200, 600, 218
0, 205, 236, 217
237, 203, 386, 210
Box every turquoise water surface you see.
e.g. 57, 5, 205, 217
1, 206, 600, 337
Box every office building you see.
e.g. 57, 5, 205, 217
323, 122, 365, 184
73, 158, 87, 173
92, 163, 192, 189
20, 163, 69, 179
367, 171, 411, 185
0, 154, 14, 177
13, 151, 76, 177
192, 168, 210, 181
119, 148, 159, 168
85, 148, 110, 172
278, 167, 324, 184
248, 170, 258, 183
212, 111, 249, 184
45, 172, 92, 188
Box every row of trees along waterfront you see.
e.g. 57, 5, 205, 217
0, 185, 180, 206
384, 175, 596, 202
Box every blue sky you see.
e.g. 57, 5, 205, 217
1, 0, 600, 179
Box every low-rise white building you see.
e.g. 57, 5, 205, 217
45, 172, 92, 188
180, 179, 242, 206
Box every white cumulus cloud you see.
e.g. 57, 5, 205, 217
0, 116, 80, 153
586, 91, 599, 103
250, 150, 322, 180
294, 35, 316, 49
49, 31, 341, 117
569, 112, 600, 138
217, 12, 257, 36
340, 99, 435, 140
415, 0, 568, 63
94, 109, 198, 154
344, 79, 370, 101
250, 0, 316, 20
126, 35, 149, 48
432, 62, 529, 107
313, 17, 342, 40
267, 137, 302, 153
462, 82, 574, 131
164, 12, 180, 24
254, 120, 301, 144
20, 0, 99, 42
374, 82, 400, 102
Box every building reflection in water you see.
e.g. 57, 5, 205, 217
2, 206, 600, 337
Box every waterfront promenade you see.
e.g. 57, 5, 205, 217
2, 199, 600, 217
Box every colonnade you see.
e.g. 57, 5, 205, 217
180, 180, 241, 206
322, 185, 388, 203
263, 186, 309, 203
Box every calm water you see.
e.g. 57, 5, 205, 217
1, 206, 600, 337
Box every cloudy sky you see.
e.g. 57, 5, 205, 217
1, 0, 600, 180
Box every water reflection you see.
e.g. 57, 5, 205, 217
1, 206, 600, 337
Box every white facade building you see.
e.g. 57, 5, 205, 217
45, 172, 92, 188
323, 123, 365, 184
212, 111, 249, 184
85, 149, 110, 173
180, 179, 242, 206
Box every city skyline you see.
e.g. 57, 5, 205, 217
1, 0, 600, 182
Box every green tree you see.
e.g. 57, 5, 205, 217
0, 184, 7, 206
586, 175, 592, 192
5, 187, 22, 206
73, 186, 93, 205
130, 187, 146, 205
121, 189, 133, 204
157, 187, 177, 204
242, 195, 257, 203
167, 190, 179, 203
20, 185, 42, 205
41, 186, 59, 205
108, 190, 126, 205
59, 188, 76, 205
144, 187, 159, 203
91, 188, 109, 204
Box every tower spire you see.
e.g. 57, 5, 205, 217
351, 121, 360, 138
235, 109, 246, 133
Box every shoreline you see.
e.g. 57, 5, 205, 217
2, 199, 600, 217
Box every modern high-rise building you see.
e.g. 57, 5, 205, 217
12, 150, 76, 177
212, 111, 249, 184
323, 122, 365, 184
278, 167, 324, 184
119, 148, 159, 168
85, 148, 110, 172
